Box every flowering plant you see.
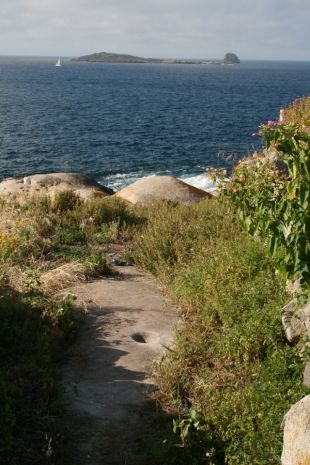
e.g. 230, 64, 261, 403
223, 122, 310, 284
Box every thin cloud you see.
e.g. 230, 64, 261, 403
0, 0, 309, 60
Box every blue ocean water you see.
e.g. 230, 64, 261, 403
0, 56, 310, 190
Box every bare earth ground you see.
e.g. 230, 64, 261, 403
60, 265, 178, 465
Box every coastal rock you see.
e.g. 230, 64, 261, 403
115, 176, 211, 204
223, 53, 240, 64
281, 298, 310, 343
235, 147, 288, 176
235, 152, 265, 170
0, 173, 112, 200
304, 363, 310, 388
264, 144, 289, 175
286, 279, 302, 296
281, 395, 310, 465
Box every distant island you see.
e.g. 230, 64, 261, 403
223, 53, 240, 64
75, 51, 240, 65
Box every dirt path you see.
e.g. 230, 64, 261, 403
61, 266, 177, 465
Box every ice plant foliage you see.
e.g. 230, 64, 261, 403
224, 122, 310, 284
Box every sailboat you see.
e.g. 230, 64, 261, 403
55, 58, 62, 67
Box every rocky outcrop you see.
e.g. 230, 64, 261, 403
281, 298, 310, 391
223, 53, 240, 64
235, 147, 288, 177
281, 395, 310, 465
281, 299, 310, 343
264, 144, 289, 175
304, 363, 310, 389
0, 173, 113, 200
115, 175, 211, 204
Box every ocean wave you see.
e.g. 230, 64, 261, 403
180, 173, 218, 193
98, 172, 154, 191
99, 171, 219, 194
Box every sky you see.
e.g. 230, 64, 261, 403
0, 0, 309, 61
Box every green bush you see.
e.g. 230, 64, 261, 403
52, 190, 81, 213
224, 123, 310, 284
83, 251, 112, 277
76, 196, 139, 226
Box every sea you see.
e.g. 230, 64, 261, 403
0, 56, 310, 192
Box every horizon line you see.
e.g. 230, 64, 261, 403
0, 53, 309, 63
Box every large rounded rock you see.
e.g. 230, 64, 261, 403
115, 176, 211, 204
0, 173, 112, 200
282, 395, 310, 465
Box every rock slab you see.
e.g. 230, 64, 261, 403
115, 175, 211, 204
282, 299, 310, 343
0, 173, 112, 200
282, 395, 310, 465
304, 363, 310, 389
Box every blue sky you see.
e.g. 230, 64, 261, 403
0, 0, 309, 60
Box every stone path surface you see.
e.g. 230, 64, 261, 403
61, 266, 177, 465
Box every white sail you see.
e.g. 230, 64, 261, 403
55, 58, 62, 67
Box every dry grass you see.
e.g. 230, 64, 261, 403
40, 262, 87, 294
0, 192, 137, 295
280, 96, 310, 126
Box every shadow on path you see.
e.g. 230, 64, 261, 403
58, 266, 178, 465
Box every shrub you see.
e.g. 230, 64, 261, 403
83, 251, 112, 278
52, 190, 81, 213
76, 196, 139, 227
224, 123, 310, 284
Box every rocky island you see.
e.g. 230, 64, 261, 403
76, 51, 161, 64
75, 51, 240, 65
223, 52, 240, 64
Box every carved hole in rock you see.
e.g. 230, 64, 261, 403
131, 332, 158, 344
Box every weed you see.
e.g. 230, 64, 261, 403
52, 190, 81, 213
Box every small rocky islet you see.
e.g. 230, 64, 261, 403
75, 50, 240, 65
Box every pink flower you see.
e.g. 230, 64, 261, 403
267, 120, 278, 127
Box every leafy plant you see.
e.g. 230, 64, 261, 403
224, 123, 310, 284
